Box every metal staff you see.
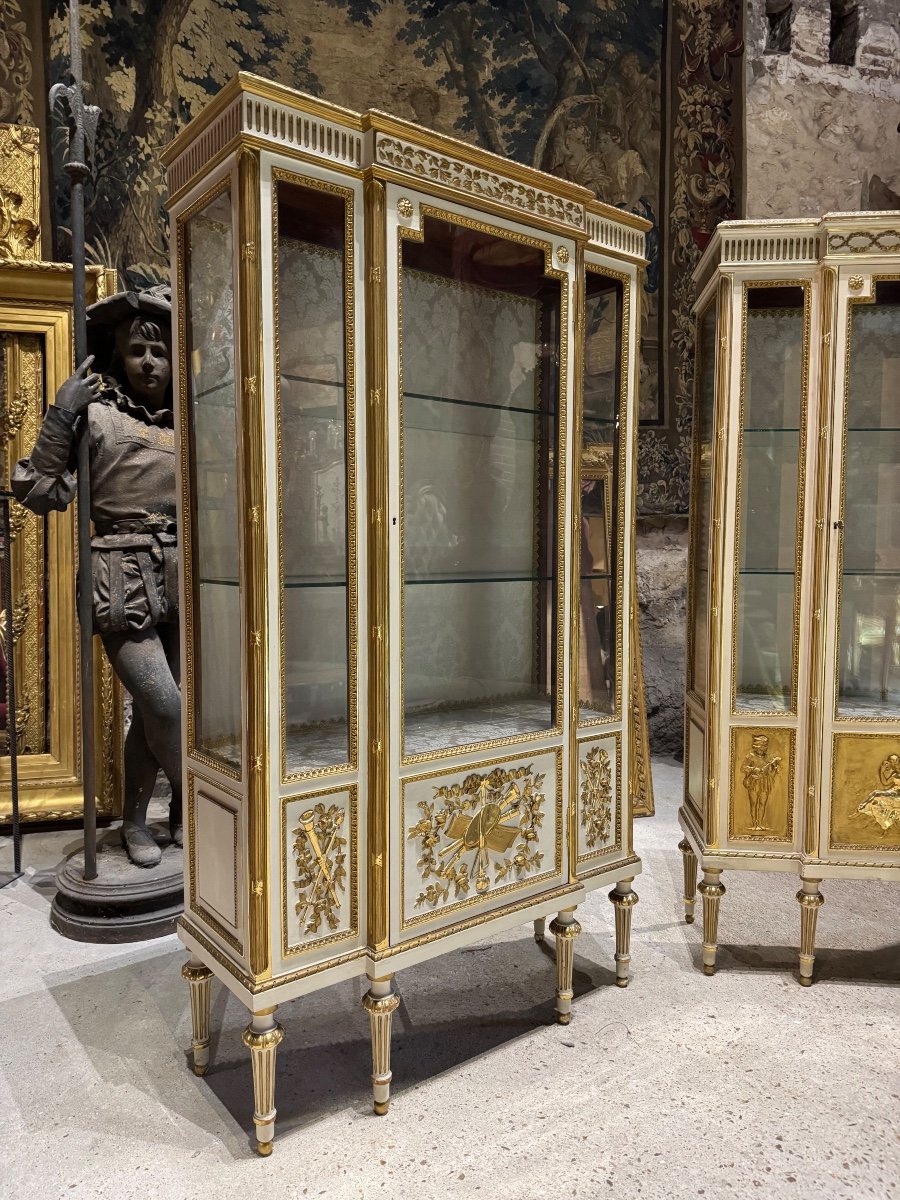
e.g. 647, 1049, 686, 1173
51, 0, 101, 881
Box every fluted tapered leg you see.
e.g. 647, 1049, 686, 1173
533, 917, 546, 943
698, 868, 726, 975
362, 975, 400, 1115
797, 879, 824, 987
678, 839, 698, 924
182, 957, 213, 1076
242, 1008, 284, 1156
549, 907, 582, 1024
608, 878, 638, 987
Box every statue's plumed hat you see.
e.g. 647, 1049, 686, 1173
85, 283, 171, 373
86, 282, 171, 328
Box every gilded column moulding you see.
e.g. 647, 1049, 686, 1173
729, 727, 794, 843
830, 735, 900, 850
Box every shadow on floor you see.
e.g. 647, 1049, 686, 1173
686, 939, 900, 986
39, 928, 617, 1159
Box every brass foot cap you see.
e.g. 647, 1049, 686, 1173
685, 914, 695, 924
556, 1012, 571, 1025
374, 1100, 389, 1116
192, 1064, 207, 1077
615, 977, 629, 988
702, 964, 715, 976
256, 1141, 274, 1157
799, 976, 813, 988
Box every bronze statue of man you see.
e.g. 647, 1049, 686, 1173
13, 285, 180, 867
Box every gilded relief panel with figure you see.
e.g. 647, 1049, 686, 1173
729, 726, 794, 843
830, 734, 900, 851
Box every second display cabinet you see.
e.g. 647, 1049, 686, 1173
163, 73, 648, 1153
680, 213, 900, 985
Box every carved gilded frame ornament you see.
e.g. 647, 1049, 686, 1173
0, 124, 122, 823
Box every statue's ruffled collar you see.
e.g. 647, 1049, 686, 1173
100, 377, 173, 428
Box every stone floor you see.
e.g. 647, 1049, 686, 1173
1, 757, 897, 1200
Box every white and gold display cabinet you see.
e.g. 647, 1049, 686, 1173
163, 73, 649, 1154
680, 214, 900, 985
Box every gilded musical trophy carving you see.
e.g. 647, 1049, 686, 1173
408, 765, 546, 909
293, 803, 348, 935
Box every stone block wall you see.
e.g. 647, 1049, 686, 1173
745, 0, 900, 216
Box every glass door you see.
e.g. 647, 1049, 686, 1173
182, 185, 243, 774
578, 269, 624, 720
732, 283, 809, 713
273, 172, 357, 778
398, 212, 564, 758
836, 277, 900, 720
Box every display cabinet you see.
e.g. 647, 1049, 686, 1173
679, 213, 900, 984
163, 74, 648, 1154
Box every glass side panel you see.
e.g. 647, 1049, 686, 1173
400, 216, 561, 756
184, 188, 242, 770
838, 281, 900, 718
578, 272, 623, 720
734, 286, 805, 712
687, 302, 716, 700
275, 179, 352, 774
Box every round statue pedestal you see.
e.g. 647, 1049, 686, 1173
50, 826, 183, 943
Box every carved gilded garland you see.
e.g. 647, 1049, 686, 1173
580, 746, 613, 849
376, 134, 585, 231
408, 764, 547, 909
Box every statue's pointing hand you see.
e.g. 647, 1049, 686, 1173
55, 355, 103, 415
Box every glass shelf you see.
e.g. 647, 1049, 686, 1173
738, 568, 795, 576
199, 577, 240, 587
743, 426, 801, 434
404, 390, 553, 419
405, 573, 553, 586
284, 578, 348, 589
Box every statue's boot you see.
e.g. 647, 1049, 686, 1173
121, 820, 162, 868
169, 796, 183, 848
